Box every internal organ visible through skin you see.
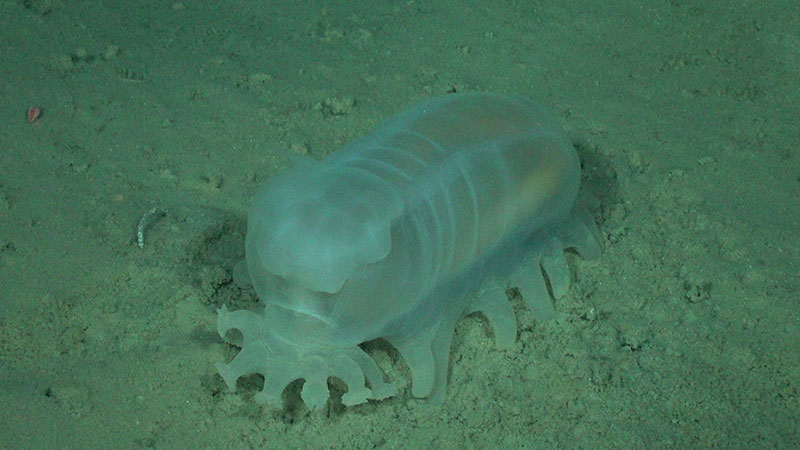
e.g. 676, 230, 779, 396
334, 97, 576, 281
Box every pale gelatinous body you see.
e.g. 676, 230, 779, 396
216, 93, 602, 410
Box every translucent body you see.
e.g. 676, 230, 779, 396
216, 93, 602, 410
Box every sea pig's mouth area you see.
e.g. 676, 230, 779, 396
269, 292, 336, 324
261, 298, 340, 346
252, 265, 340, 327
